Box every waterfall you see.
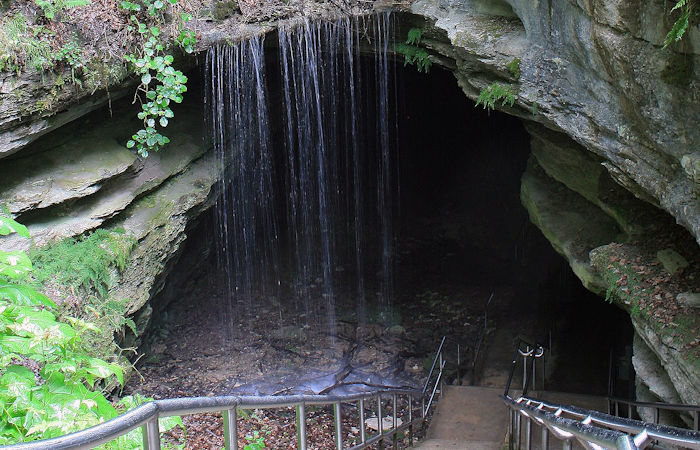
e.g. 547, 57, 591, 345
205, 13, 397, 335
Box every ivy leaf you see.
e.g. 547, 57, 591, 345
159, 117, 168, 127
141, 73, 152, 85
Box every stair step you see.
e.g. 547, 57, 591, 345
413, 438, 501, 449
417, 386, 509, 448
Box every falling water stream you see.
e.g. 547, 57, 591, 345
205, 14, 397, 342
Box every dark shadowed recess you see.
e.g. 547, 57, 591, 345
141, 44, 633, 396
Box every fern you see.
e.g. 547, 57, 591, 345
34, 0, 90, 20
395, 43, 432, 73
395, 28, 432, 73
664, 0, 696, 48
31, 229, 136, 298
406, 28, 422, 45
476, 83, 516, 110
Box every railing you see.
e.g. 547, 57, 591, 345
2, 336, 455, 450
502, 337, 700, 449
608, 397, 700, 431
2, 390, 424, 450
504, 395, 700, 450
421, 335, 470, 417
504, 337, 548, 398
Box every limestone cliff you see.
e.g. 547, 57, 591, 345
0, 0, 698, 407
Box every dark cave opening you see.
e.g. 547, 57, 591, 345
134, 39, 633, 398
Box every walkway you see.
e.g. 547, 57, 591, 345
414, 386, 608, 449
415, 386, 509, 449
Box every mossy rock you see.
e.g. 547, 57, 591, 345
212, 0, 239, 20
656, 248, 689, 274
660, 52, 693, 86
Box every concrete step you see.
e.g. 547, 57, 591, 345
413, 386, 509, 449
414, 438, 501, 449
412, 387, 610, 449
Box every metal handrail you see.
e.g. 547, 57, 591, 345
504, 395, 638, 449
504, 337, 547, 398
3, 336, 460, 450
421, 335, 469, 417
608, 397, 700, 431
504, 395, 700, 450
2, 389, 425, 450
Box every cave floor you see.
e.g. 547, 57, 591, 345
121, 208, 616, 448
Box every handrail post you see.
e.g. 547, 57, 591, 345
508, 409, 514, 449
359, 398, 367, 444
334, 401, 343, 450
377, 394, 384, 450
408, 395, 414, 446
142, 418, 160, 450
541, 350, 546, 391
296, 403, 307, 450
439, 351, 444, 398
457, 343, 461, 385
392, 393, 398, 449
541, 426, 548, 450
522, 346, 529, 393
525, 416, 531, 450
223, 408, 238, 450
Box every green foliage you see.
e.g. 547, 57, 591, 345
243, 429, 268, 449
0, 217, 124, 445
121, 0, 196, 157
406, 27, 422, 45
34, 0, 90, 20
476, 83, 516, 110
395, 28, 431, 73
31, 229, 136, 298
663, 0, 697, 48
54, 39, 87, 84
507, 57, 520, 79
0, 14, 54, 73
0, 13, 87, 82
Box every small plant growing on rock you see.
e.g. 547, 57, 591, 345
395, 28, 432, 73
475, 83, 516, 110
664, 0, 698, 48
34, 0, 90, 20
507, 57, 520, 79
121, 0, 196, 157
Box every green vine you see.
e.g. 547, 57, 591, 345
120, 0, 196, 157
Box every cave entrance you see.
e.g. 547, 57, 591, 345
127, 20, 633, 400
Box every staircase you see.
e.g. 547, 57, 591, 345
413, 387, 610, 449
414, 337, 700, 450
415, 386, 509, 449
